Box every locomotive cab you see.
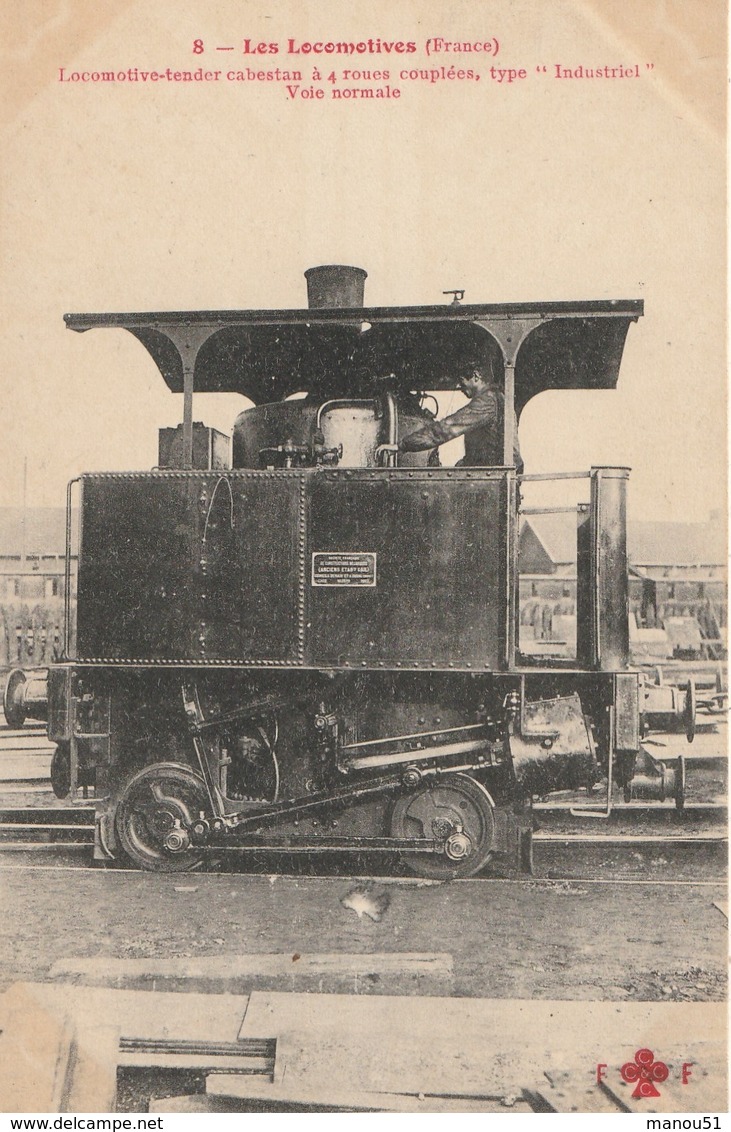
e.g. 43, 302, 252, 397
13, 264, 689, 876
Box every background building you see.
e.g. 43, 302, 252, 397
0, 508, 77, 668
519, 513, 727, 661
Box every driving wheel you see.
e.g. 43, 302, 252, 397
115, 762, 210, 872
390, 773, 496, 879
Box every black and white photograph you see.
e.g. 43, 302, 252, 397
0, 0, 727, 1119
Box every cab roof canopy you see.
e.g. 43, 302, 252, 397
65, 299, 643, 414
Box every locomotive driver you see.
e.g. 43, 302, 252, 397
395, 361, 523, 472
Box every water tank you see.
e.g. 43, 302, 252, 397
232, 398, 434, 468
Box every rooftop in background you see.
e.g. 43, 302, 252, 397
0, 507, 78, 561
520, 512, 727, 572
628, 520, 728, 567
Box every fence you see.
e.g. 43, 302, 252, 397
0, 602, 67, 669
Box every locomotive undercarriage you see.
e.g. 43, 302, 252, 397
45, 666, 672, 878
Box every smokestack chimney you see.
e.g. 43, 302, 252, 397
305, 265, 367, 309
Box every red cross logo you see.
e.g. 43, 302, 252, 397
621, 1048, 669, 1098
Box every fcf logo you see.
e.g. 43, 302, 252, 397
596, 1051, 694, 1099
620, 1049, 668, 1098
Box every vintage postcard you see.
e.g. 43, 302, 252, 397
0, 0, 726, 1120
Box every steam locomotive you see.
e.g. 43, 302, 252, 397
7, 266, 689, 875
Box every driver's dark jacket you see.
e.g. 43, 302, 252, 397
399, 386, 523, 471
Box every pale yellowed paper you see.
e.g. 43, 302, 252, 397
0, 0, 726, 1117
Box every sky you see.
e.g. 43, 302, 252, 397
0, 0, 726, 525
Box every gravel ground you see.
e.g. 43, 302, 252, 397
0, 865, 726, 1002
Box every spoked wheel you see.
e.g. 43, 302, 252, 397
114, 762, 210, 872
389, 773, 496, 880
51, 743, 95, 799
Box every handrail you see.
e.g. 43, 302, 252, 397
520, 506, 579, 515
518, 471, 591, 482
64, 478, 81, 659
315, 398, 375, 431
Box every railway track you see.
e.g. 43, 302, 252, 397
0, 800, 726, 838
0, 805, 725, 887
0, 721, 726, 873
